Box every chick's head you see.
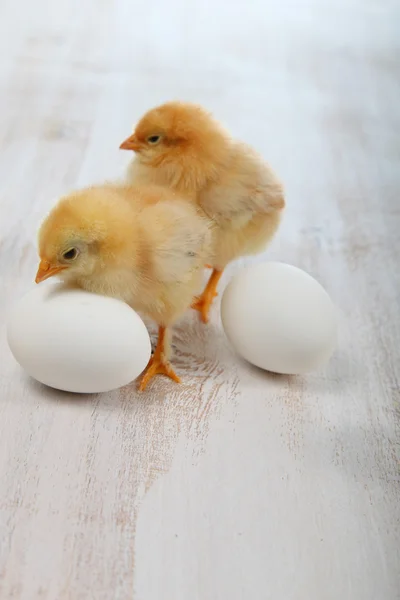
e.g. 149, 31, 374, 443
36, 187, 136, 284
120, 101, 227, 169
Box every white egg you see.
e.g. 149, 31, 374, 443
7, 283, 151, 393
221, 262, 337, 375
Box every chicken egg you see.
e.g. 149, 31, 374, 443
7, 282, 151, 393
221, 262, 337, 375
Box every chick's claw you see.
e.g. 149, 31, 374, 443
191, 268, 223, 323
191, 292, 217, 324
139, 356, 181, 391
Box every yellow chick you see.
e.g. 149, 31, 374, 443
120, 101, 285, 323
35, 184, 211, 390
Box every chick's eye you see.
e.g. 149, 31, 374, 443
147, 135, 161, 145
62, 248, 78, 261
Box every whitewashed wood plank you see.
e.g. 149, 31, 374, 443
0, 0, 399, 599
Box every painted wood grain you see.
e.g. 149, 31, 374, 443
0, 0, 399, 599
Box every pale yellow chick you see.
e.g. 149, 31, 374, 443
35, 184, 211, 390
120, 101, 285, 322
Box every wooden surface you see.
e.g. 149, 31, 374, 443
1, 1, 399, 598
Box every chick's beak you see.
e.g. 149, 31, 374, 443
119, 134, 140, 151
35, 259, 66, 284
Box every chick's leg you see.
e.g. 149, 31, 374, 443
139, 326, 181, 391
191, 268, 223, 324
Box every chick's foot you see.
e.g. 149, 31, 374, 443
139, 356, 181, 391
191, 268, 223, 324
191, 292, 217, 324
138, 325, 181, 391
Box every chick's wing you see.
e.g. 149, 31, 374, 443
200, 142, 284, 229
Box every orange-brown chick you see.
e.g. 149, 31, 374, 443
120, 101, 285, 322
35, 184, 211, 390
